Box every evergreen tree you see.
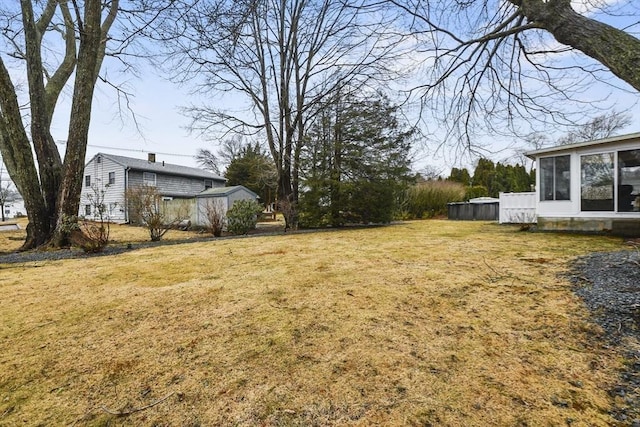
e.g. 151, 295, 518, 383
300, 93, 413, 227
448, 167, 471, 186
472, 158, 497, 196
224, 143, 277, 207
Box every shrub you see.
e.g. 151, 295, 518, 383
405, 180, 465, 219
76, 184, 111, 253
126, 186, 191, 241
226, 200, 263, 235
201, 199, 225, 237
464, 185, 489, 200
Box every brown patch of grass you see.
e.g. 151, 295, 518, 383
0, 218, 206, 254
0, 220, 629, 425
0, 217, 29, 252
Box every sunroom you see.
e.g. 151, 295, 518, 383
525, 132, 640, 236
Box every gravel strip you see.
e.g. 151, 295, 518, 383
569, 249, 640, 425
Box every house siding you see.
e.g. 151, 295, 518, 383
80, 153, 227, 223
80, 155, 127, 221
534, 138, 640, 220
127, 170, 224, 198
227, 188, 258, 207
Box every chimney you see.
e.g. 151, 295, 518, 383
148, 153, 156, 163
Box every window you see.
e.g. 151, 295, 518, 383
539, 155, 570, 201
204, 179, 213, 189
581, 153, 614, 211
84, 204, 91, 216
143, 172, 156, 186
108, 172, 116, 185
85, 175, 91, 187
618, 149, 640, 212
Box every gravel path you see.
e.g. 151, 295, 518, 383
569, 249, 640, 425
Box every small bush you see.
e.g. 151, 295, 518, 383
464, 185, 489, 200
405, 180, 465, 219
77, 185, 111, 253
126, 186, 191, 241
227, 200, 263, 235
202, 199, 225, 237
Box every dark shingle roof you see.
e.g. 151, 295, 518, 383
93, 153, 226, 181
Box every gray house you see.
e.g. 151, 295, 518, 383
80, 152, 226, 222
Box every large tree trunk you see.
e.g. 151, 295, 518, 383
517, 0, 640, 91
21, 0, 63, 234
0, 57, 52, 250
0, 1, 118, 250
50, 0, 104, 247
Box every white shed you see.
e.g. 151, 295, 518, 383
195, 185, 259, 227
525, 132, 640, 235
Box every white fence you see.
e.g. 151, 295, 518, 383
499, 192, 537, 224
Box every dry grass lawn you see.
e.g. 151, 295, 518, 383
0, 220, 630, 425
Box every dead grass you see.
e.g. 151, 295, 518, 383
0, 218, 207, 253
0, 220, 630, 426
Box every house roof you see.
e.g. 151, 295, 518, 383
524, 132, 640, 159
91, 153, 226, 181
197, 185, 259, 198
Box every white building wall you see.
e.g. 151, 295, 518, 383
79, 155, 127, 221
535, 138, 640, 219
3, 198, 25, 219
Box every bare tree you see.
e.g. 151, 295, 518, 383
160, 0, 411, 229
126, 186, 191, 242
0, 1, 118, 249
77, 184, 111, 253
0, 1, 174, 250
195, 148, 221, 174
195, 135, 246, 174
373, 0, 640, 146
557, 111, 632, 145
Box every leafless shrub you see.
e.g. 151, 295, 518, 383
202, 199, 226, 237
76, 184, 111, 253
126, 186, 191, 242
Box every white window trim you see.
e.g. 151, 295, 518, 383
143, 172, 156, 186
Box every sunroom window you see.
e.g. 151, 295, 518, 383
618, 149, 640, 212
539, 155, 570, 201
581, 153, 614, 211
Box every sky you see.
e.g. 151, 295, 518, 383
63, 1, 639, 179
3, 1, 640, 188
71, 61, 639, 179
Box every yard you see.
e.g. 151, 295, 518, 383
0, 220, 632, 425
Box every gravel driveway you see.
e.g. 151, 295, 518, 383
569, 249, 640, 425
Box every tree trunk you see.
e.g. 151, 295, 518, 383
50, 0, 103, 247
517, 0, 640, 91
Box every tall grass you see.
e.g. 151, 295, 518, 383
403, 180, 466, 218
